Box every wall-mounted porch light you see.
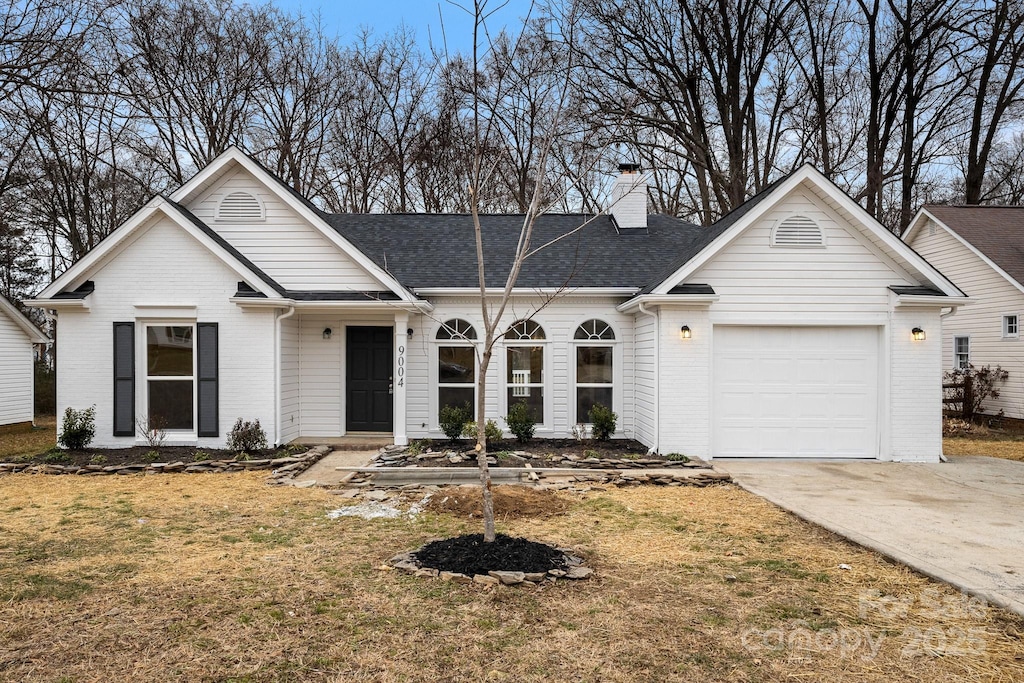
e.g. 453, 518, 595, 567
680, 325, 692, 340
323, 327, 333, 340
912, 327, 925, 341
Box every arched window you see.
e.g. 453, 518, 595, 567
505, 320, 546, 424
574, 320, 615, 425
436, 320, 476, 420
217, 191, 265, 221
771, 215, 824, 247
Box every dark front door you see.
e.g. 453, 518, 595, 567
346, 326, 393, 432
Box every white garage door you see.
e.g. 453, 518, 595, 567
713, 326, 879, 458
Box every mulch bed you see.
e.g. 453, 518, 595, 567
10, 445, 298, 468
413, 534, 568, 576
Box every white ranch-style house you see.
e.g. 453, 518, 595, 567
29, 148, 967, 461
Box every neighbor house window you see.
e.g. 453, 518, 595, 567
436, 319, 477, 419
505, 320, 545, 424
1004, 315, 1018, 339
146, 325, 194, 430
574, 319, 615, 423
954, 336, 970, 370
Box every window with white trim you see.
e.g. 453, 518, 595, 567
436, 319, 477, 418
146, 325, 194, 431
505, 320, 545, 424
954, 336, 970, 370
574, 319, 615, 424
1004, 315, 1018, 339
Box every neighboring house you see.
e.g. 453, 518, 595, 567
904, 206, 1024, 419
27, 148, 966, 460
0, 294, 46, 431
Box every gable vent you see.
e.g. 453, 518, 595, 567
217, 191, 265, 221
772, 215, 824, 247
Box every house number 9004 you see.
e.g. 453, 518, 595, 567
397, 345, 405, 386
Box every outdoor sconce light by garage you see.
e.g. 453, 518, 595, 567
680, 325, 692, 340
912, 327, 925, 341
323, 327, 332, 340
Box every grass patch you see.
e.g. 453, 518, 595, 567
0, 415, 56, 460
0, 473, 1020, 681
944, 435, 1024, 461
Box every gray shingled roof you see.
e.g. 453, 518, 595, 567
325, 212, 719, 290
924, 205, 1024, 288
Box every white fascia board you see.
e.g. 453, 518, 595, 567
170, 148, 417, 303
0, 296, 47, 342
34, 197, 280, 301
617, 294, 720, 313
413, 287, 640, 297
230, 297, 433, 313
23, 297, 89, 311
909, 208, 1024, 297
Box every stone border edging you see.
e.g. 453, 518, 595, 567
0, 445, 332, 479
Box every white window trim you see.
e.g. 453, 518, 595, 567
570, 338, 622, 430
953, 335, 971, 370
432, 338, 479, 431
138, 319, 198, 444
499, 336, 551, 431
1003, 314, 1019, 340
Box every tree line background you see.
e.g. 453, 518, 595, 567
3, 0, 1024, 308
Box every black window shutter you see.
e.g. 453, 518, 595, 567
197, 323, 219, 437
112, 322, 134, 436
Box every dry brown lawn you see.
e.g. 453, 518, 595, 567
0, 473, 1022, 682
944, 433, 1024, 462
0, 416, 55, 461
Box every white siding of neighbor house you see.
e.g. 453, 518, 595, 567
56, 215, 277, 448
907, 218, 1024, 419
186, 167, 385, 291
279, 313, 300, 443
0, 310, 34, 426
689, 188, 918, 314
402, 297, 635, 441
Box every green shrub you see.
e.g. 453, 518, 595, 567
143, 450, 160, 463
665, 452, 690, 462
463, 419, 503, 444
43, 450, 70, 464
439, 403, 472, 442
89, 454, 107, 465
193, 450, 211, 462
226, 418, 268, 453
407, 439, 430, 456
58, 405, 96, 450
505, 400, 536, 443
588, 404, 618, 441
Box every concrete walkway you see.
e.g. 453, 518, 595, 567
292, 450, 378, 485
713, 456, 1024, 617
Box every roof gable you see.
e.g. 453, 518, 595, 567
0, 294, 46, 343
648, 165, 965, 298
170, 148, 416, 301
905, 206, 1024, 296
33, 198, 284, 302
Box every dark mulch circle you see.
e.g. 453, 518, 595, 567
413, 534, 568, 576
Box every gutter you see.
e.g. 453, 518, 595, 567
275, 306, 296, 446
638, 301, 660, 454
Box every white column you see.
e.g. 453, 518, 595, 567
393, 312, 409, 446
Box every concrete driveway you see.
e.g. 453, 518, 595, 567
713, 456, 1024, 617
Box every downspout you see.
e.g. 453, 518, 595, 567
275, 306, 296, 446
638, 301, 660, 454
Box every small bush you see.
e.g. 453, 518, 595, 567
226, 418, 268, 453
407, 439, 430, 456
43, 450, 70, 464
143, 450, 160, 463
588, 404, 618, 441
89, 454, 107, 465
505, 400, 536, 443
571, 423, 587, 441
439, 403, 472, 442
665, 452, 690, 462
193, 450, 211, 462
463, 419, 503, 444
583, 449, 600, 459
58, 405, 96, 450
136, 416, 167, 448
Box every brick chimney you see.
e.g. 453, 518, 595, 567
610, 163, 648, 230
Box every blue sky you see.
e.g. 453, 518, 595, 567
270, 0, 539, 54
